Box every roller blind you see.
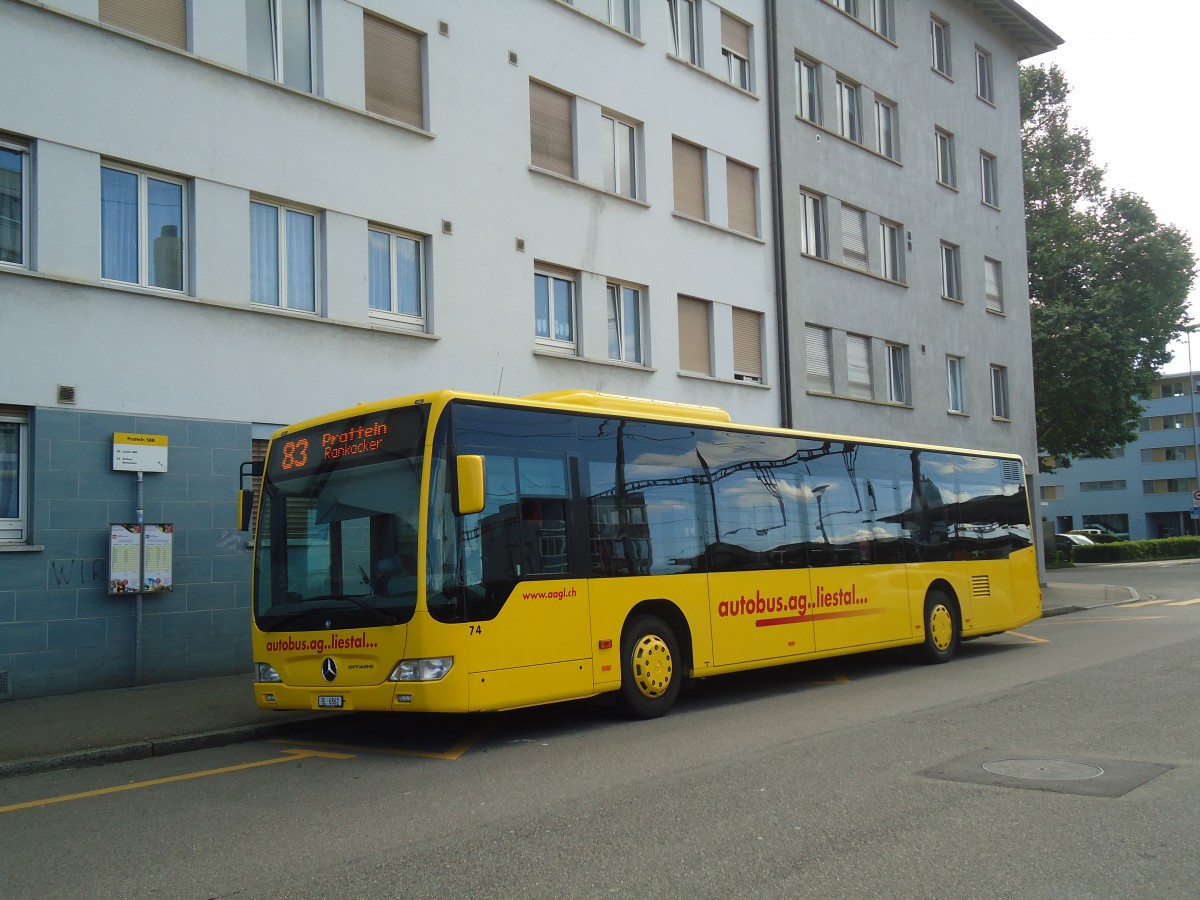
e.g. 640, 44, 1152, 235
672, 138, 705, 219
677, 296, 712, 375
530, 82, 574, 177
720, 12, 750, 59
99, 0, 186, 49
732, 308, 762, 381
726, 159, 757, 237
841, 205, 867, 269
805, 325, 832, 392
364, 14, 425, 128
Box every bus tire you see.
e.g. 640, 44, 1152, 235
617, 615, 681, 719
918, 590, 959, 664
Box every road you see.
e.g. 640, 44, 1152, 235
2, 566, 1199, 899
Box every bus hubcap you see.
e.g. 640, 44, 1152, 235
632, 634, 673, 699
930, 605, 953, 651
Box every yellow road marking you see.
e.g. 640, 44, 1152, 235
1118, 599, 1170, 608
1007, 630, 1049, 644
0, 748, 353, 815
1165, 598, 1200, 606
274, 730, 486, 761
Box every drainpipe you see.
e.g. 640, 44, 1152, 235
765, 0, 792, 429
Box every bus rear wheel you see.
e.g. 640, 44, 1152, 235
918, 591, 959, 664
617, 615, 681, 719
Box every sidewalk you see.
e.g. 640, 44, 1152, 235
0, 581, 1134, 779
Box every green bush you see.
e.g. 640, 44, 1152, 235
1072, 536, 1200, 563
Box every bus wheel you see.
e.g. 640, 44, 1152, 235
617, 615, 681, 719
918, 591, 959, 664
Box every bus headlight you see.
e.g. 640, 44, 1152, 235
388, 657, 454, 682
255, 663, 282, 683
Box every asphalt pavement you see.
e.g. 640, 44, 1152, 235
0, 579, 1136, 779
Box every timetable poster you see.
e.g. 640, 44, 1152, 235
109, 524, 141, 594
143, 524, 173, 592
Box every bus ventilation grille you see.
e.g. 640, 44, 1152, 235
971, 576, 990, 599
1002, 460, 1022, 483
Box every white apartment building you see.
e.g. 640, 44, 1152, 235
0, 0, 1058, 699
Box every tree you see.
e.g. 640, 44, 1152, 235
1021, 65, 1196, 464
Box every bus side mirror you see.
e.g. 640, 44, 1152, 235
455, 455, 485, 516
237, 459, 264, 532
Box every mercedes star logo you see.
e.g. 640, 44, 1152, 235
321, 657, 337, 682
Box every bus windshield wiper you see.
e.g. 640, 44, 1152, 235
290, 592, 399, 625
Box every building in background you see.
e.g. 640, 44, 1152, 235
1040, 371, 1200, 540
0, 0, 1057, 699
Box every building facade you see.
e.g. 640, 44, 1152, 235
0, 0, 1057, 699
1039, 370, 1200, 540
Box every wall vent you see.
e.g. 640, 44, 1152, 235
441, 219, 453, 235
57, 384, 76, 405
509, 50, 519, 66
0, 671, 11, 701
438, 20, 449, 36
515, 238, 526, 252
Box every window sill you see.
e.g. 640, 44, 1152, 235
986, 307, 1006, 317
931, 67, 954, 83
528, 166, 651, 208
804, 390, 911, 409
671, 212, 765, 244
796, 119, 903, 167
991, 416, 1012, 424
942, 295, 964, 305
534, 348, 655, 373
679, 370, 769, 388
0, 543, 44, 553
797, 252, 907, 286
947, 410, 970, 418
546, 0, 646, 44
820, 0, 899, 46
666, 53, 760, 100
937, 180, 959, 193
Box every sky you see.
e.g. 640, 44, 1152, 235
1015, 0, 1200, 375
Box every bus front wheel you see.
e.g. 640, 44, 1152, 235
918, 591, 959, 664
617, 615, 681, 719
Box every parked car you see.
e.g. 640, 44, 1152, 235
1055, 533, 1095, 556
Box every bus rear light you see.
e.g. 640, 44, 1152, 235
255, 663, 282, 683
388, 657, 454, 682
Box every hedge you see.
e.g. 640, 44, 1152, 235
1072, 536, 1200, 563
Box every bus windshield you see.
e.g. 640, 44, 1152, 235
254, 405, 428, 632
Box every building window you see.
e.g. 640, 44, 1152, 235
0, 406, 29, 542
100, 0, 186, 49
368, 227, 424, 326
936, 129, 956, 187
946, 355, 965, 413
603, 115, 639, 199
846, 334, 872, 399
363, 13, 425, 129
678, 295, 712, 375
721, 12, 751, 90
796, 57, 820, 124
874, 98, 897, 160
841, 204, 868, 270
250, 200, 317, 312
980, 152, 999, 207
672, 137, 706, 220
799, 191, 827, 258
835, 77, 861, 142
985, 257, 1003, 313
990, 364, 1010, 419
886, 343, 909, 404
870, 0, 893, 38
1040, 485, 1062, 501
975, 47, 994, 102
100, 164, 185, 291
246, 0, 315, 92
834, 0, 858, 14
573, 0, 634, 32
1143, 478, 1197, 495
805, 324, 832, 393
0, 138, 28, 267
607, 283, 643, 364
530, 81, 575, 179
930, 16, 950, 76
732, 307, 763, 383
726, 158, 758, 237
879, 220, 901, 282
1081, 480, 1126, 492
940, 242, 961, 300
535, 267, 577, 350
669, 0, 699, 64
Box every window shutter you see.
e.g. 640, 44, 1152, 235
530, 82, 574, 178
841, 205, 867, 269
847, 334, 872, 399
364, 14, 425, 128
985, 258, 1003, 312
672, 138, 705, 219
726, 159, 757, 237
732, 308, 763, 381
99, 0, 186, 49
720, 12, 750, 59
677, 296, 712, 375
805, 325, 832, 392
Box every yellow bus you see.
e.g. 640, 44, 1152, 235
244, 389, 1040, 718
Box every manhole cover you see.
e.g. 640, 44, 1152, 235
982, 758, 1104, 781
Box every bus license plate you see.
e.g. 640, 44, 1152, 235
317, 695, 344, 708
